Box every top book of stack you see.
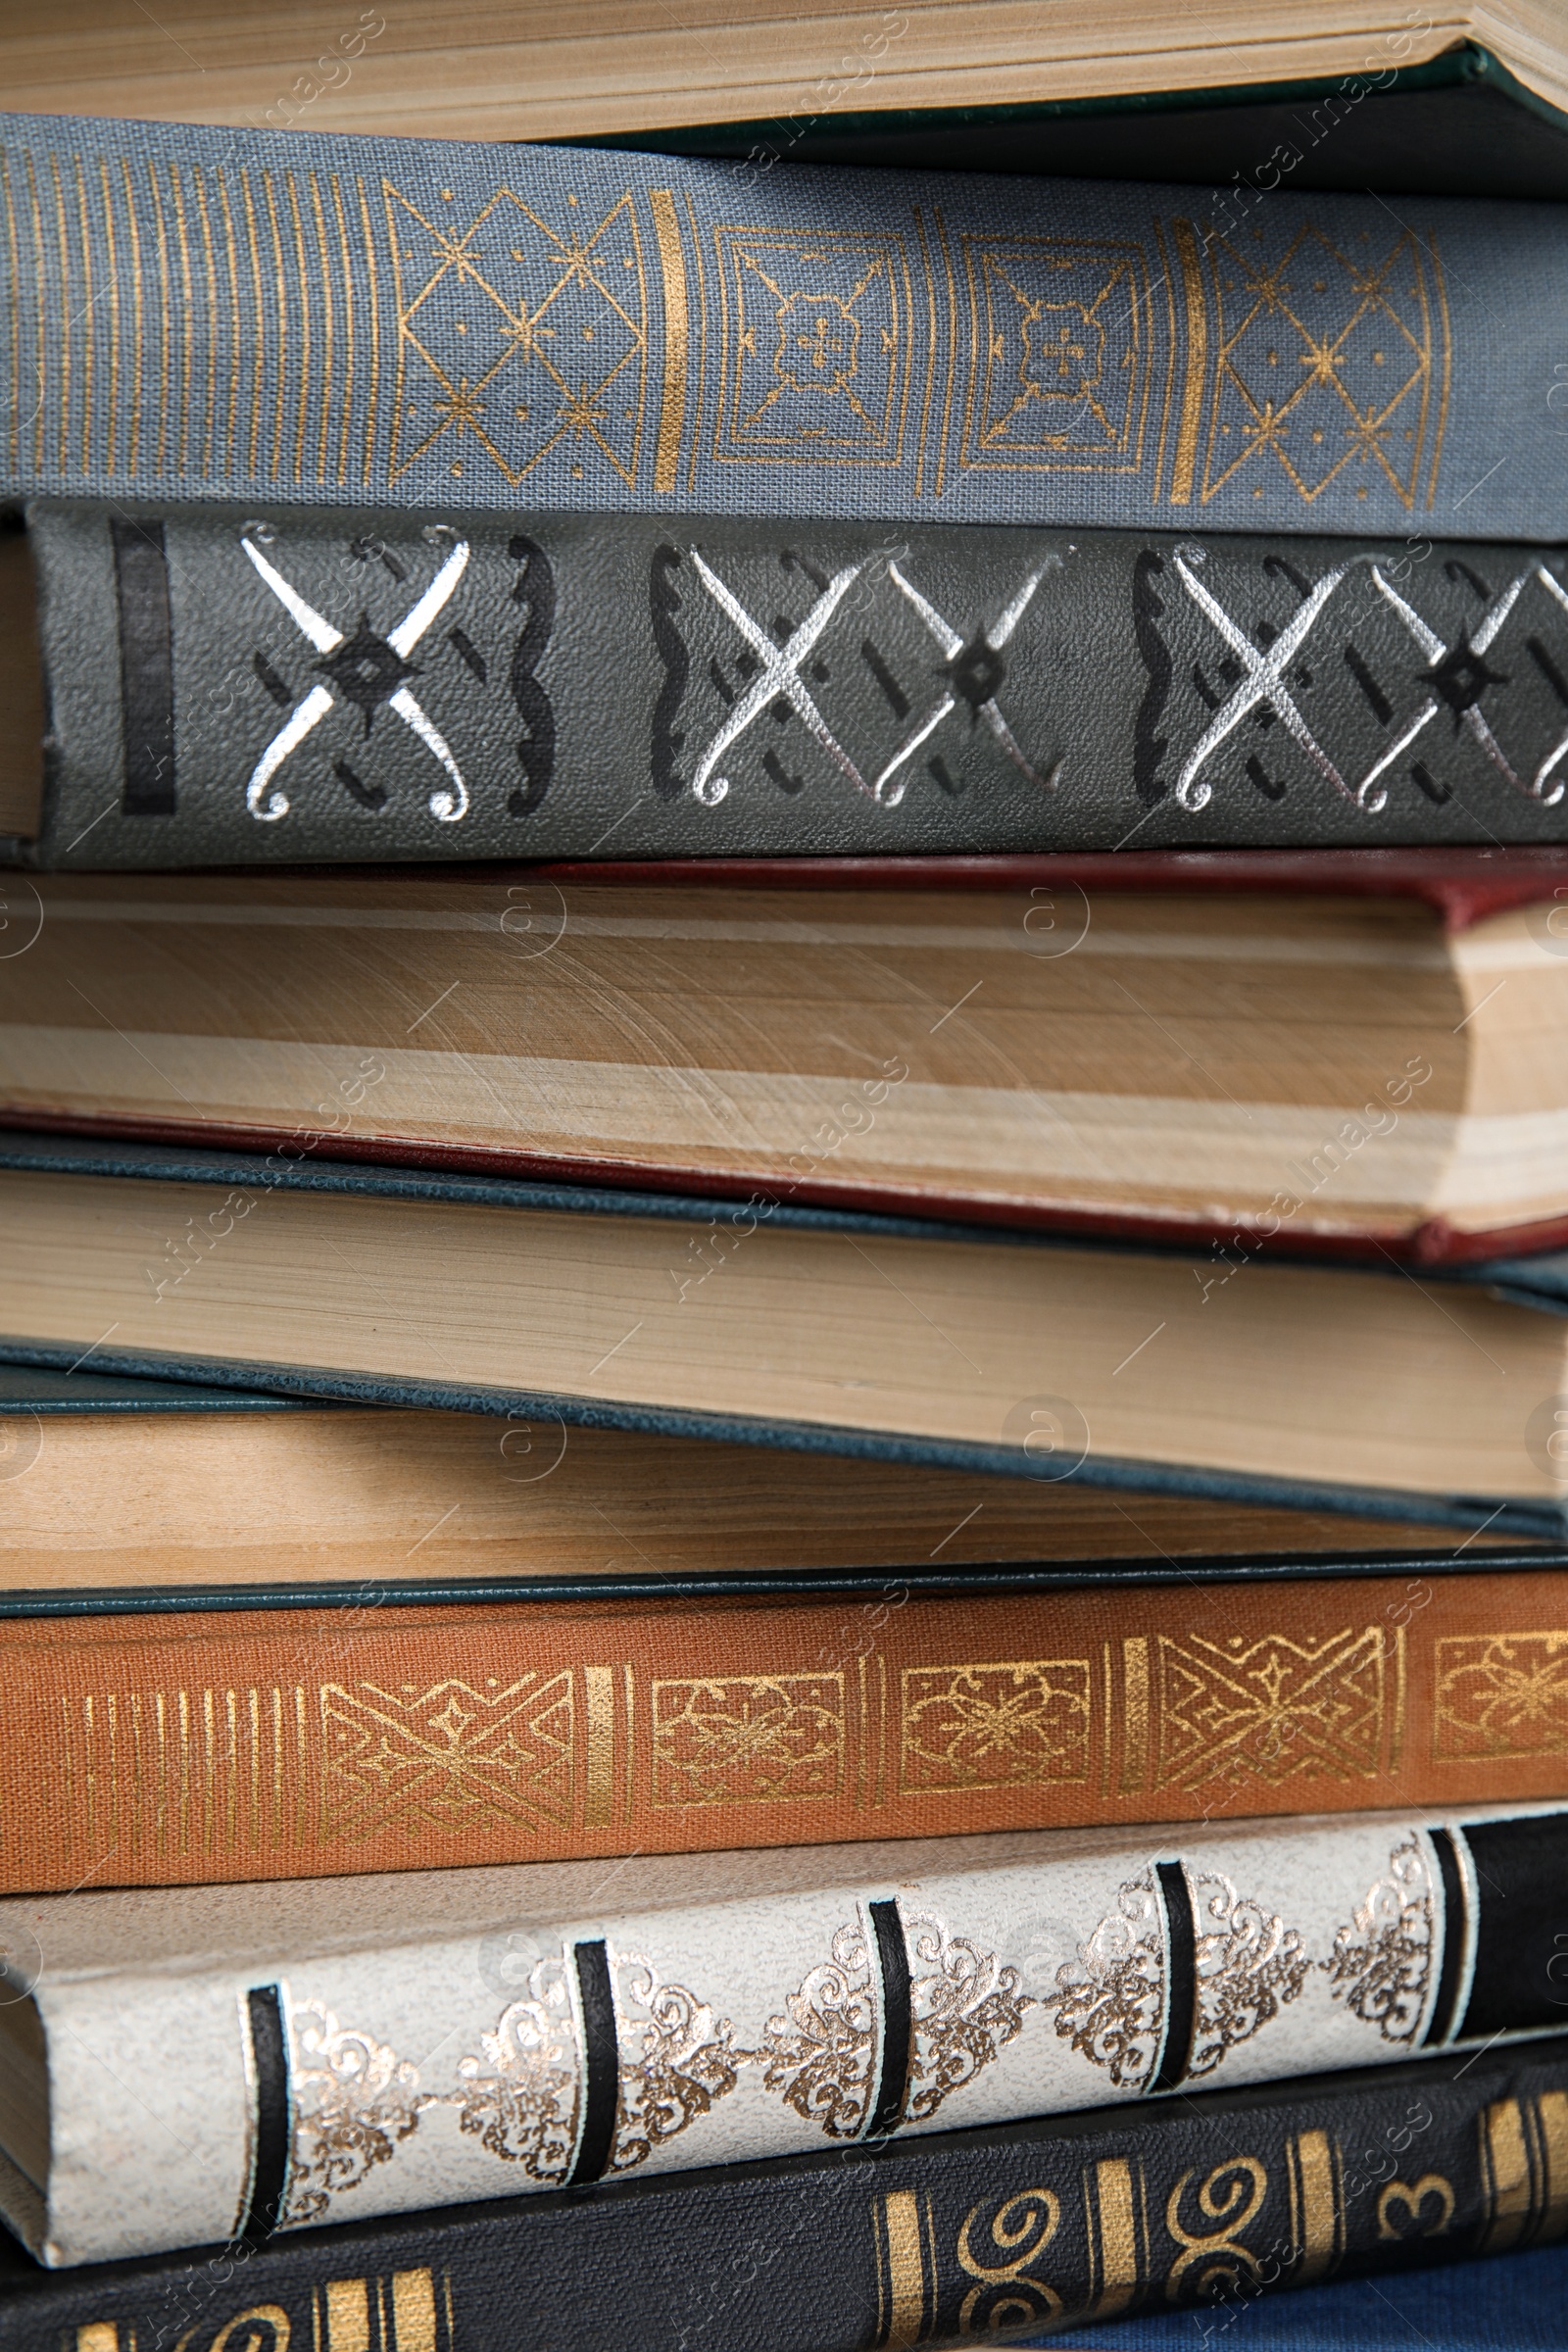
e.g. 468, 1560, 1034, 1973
0, 109, 1560, 541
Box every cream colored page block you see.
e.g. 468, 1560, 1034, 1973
0, 1025, 1475, 1223
0, 5, 1512, 140
0, 1172, 1560, 1501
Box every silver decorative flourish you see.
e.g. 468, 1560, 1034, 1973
903, 1910, 1036, 2123
1046, 1871, 1166, 2090
283, 2000, 428, 2226
687, 552, 871, 806
611, 1957, 741, 2172
1372, 563, 1568, 805
1187, 1869, 1311, 2078
240, 528, 471, 823
1324, 1836, 1435, 2045
877, 559, 1061, 803
1174, 549, 1361, 810
452, 1956, 580, 2181
747, 1921, 878, 2139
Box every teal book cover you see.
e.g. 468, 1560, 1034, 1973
0, 112, 1561, 538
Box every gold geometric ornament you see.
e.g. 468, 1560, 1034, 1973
385, 181, 648, 486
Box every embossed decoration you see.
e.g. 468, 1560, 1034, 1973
650, 1673, 845, 1807
1324, 1837, 1435, 2044
1047, 1871, 1166, 2090
958, 236, 1152, 474
1153, 1627, 1387, 1790
747, 1921, 878, 2139
957, 2189, 1065, 2334
651, 541, 1063, 812
1200, 225, 1446, 508
1188, 1871, 1311, 2078
1137, 546, 1568, 816
1165, 2158, 1270, 2297
714, 229, 910, 464
903, 1912, 1037, 2122
386, 183, 648, 486
610, 1957, 741, 2172
452, 1957, 580, 2181
1378, 2175, 1456, 2240
320, 1672, 575, 1844
284, 2001, 428, 2226
899, 1659, 1091, 1792
1434, 1632, 1568, 1760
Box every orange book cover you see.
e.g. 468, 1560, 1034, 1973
12, 1570, 1568, 1892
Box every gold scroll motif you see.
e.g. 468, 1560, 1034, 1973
871, 2135, 1348, 2341
1324, 1836, 1436, 2045
1434, 1632, 1568, 1761
284, 2000, 428, 2228
70, 2269, 452, 2352
749, 1910, 1033, 2140
711, 225, 912, 466
651, 1672, 846, 1807
1047, 1867, 1310, 2090
1199, 223, 1447, 511
384, 179, 649, 488
899, 1659, 1092, 1793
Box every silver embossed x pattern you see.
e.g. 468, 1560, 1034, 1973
386, 182, 649, 486
1201, 226, 1445, 507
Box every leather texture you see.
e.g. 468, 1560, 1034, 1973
1, 2037, 1564, 2339
4, 1801, 1568, 2263
24, 502, 1568, 865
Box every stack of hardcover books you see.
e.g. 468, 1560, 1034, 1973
2, 14, 1568, 2350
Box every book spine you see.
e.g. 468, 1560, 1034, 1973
9, 2038, 1568, 2342
0, 115, 1559, 542
11, 1570, 1568, 1891
20, 1803, 1568, 2263
24, 503, 1568, 866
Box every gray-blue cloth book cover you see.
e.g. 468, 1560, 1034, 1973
0, 112, 1561, 539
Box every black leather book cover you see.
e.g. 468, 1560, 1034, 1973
1, 2035, 1564, 2349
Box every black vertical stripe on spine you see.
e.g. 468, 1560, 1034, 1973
866, 1898, 914, 2139
566, 1938, 619, 2185
1152, 1861, 1197, 2092
109, 516, 175, 814
238, 1984, 290, 2248
1423, 1827, 1467, 2046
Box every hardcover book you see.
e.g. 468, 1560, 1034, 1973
4, 1803, 1568, 2266
0, 2038, 1565, 2348
2, 1129, 1568, 1538
4, 858, 1568, 1259
0, 1365, 1486, 1606
17, 508, 1568, 862
0, 2034, 1563, 2346
3, 7, 1565, 152
1, 1564, 1563, 1891
0, 115, 1562, 541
